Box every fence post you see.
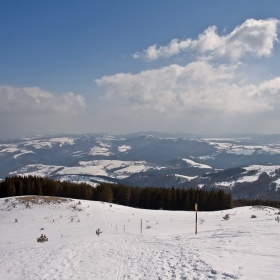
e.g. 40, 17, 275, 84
141, 219, 142, 234
195, 203, 198, 234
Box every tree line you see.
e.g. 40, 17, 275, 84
234, 198, 280, 208
0, 176, 234, 211
95, 183, 233, 211
0, 176, 92, 200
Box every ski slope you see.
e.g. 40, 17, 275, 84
0, 196, 280, 279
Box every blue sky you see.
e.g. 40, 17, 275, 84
1, 0, 280, 136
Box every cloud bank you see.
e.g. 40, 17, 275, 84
0, 86, 85, 115
96, 18, 280, 134
133, 18, 279, 61
96, 61, 280, 115
0, 86, 86, 136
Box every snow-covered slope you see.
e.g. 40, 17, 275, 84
182, 158, 212, 169
0, 196, 280, 279
9, 160, 161, 180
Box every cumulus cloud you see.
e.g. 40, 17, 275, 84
96, 60, 280, 115
94, 59, 280, 135
0, 86, 85, 115
133, 18, 279, 61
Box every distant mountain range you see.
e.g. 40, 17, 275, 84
1, 132, 280, 200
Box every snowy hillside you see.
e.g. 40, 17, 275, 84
2, 132, 280, 199
0, 196, 280, 279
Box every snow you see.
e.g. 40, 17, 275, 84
0, 146, 35, 158
196, 155, 216, 161
215, 181, 235, 188
13, 150, 35, 159
58, 175, 114, 187
227, 148, 255, 155
9, 164, 64, 177
207, 141, 280, 155
96, 142, 111, 148
236, 165, 280, 184
0, 196, 280, 279
23, 138, 75, 149
79, 160, 158, 178
0, 147, 19, 153
89, 146, 113, 156
174, 174, 197, 181
10, 160, 159, 180
57, 166, 108, 177
118, 145, 131, 152
274, 178, 280, 190
182, 158, 212, 169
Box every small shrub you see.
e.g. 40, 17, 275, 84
40, 227, 44, 230
146, 225, 151, 229
110, 204, 112, 207
96, 228, 102, 237
251, 215, 257, 218
78, 201, 81, 205
37, 234, 48, 243
223, 214, 230, 220
159, 207, 163, 210
199, 218, 205, 224
15, 218, 18, 223
275, 216, 280, 223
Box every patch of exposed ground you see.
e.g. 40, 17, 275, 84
2, 196, 73, 211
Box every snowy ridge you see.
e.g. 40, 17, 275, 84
10, 160, 160, 180
239, 165, 280, 181
0, 147, 35, 159
206, 140, 280, 155
23, 137, 75, 149
0, 196, 280, 279
118, 145, 131, 152
182, 158, 212, 169
174, 174, 197, 181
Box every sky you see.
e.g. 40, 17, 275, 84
1, 0, 280, 137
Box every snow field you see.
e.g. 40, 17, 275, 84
10, 160, 160, 180
0, 197, 280, 279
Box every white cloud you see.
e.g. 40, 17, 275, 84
0, 86, 85, 115
96, 60, 279, 115
134, 18, 279, 61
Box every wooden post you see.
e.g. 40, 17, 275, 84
195, 203, 198, 234
141, 219, 142, 234
124, 225, 125, 232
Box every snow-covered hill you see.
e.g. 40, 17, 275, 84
2, 132, 280, 199
0, 196, 280, 279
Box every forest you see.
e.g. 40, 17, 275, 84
0, 175, 234, 211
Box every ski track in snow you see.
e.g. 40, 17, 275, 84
1, 198, 280, 279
